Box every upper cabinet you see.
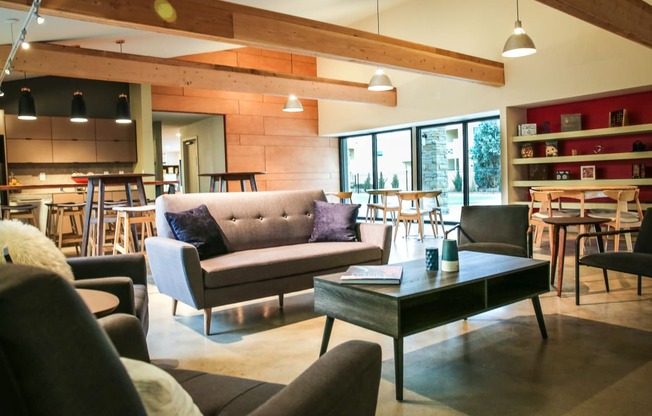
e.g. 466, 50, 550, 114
4, 115, 137, 164
51, 117, 96, 140
5, 115, 51, 139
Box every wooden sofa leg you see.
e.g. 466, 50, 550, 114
278, 294, 284, 309
171, 299, 178, 316
204, 308, 212, 335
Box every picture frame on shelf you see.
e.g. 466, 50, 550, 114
581, 165, 596, 180
545, 140, 559, 157
609, 109, 628, 127
520, 142, 534, 158
561, 114, 582, 132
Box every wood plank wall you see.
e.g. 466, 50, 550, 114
151, 47, 340, 192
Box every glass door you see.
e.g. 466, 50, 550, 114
343, 135, 373, 209
468, 119, 502, 206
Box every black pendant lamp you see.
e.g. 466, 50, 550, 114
18, 86, 36, 120
70, 90, 88, 123
115, 93, 132, 124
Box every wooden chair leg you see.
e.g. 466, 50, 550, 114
638, 275, 642, 295
603, 269, 610, 292
171, 299, 178, 316
278, 293, 284, 309
204, 308, 212, 335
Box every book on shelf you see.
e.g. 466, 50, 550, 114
340, 265, 403, 285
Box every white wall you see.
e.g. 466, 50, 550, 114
317, 0, 652, 136
179, 116, 226, 192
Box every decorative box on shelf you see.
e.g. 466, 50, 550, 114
545, 140, 559, 157
556, 170, 570, 180
520, 142, 534, 158
518, 123, 537, 136
528, 164, 549, 180
561, 114, 582, 132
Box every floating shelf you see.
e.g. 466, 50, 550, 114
513, 150, 652, 165
512, 123, 652, 143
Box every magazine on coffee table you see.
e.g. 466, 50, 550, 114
340, 265, 403, 285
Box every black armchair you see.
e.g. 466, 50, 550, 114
445, 205, 532, 258
575, 207, 652, 305
0, 264, 382, 416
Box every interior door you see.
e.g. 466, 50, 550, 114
182, 137, 199, 193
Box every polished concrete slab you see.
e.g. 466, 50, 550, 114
144, 231, 652, 415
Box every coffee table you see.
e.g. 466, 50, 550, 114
76, 288, 119, 318
314, 251, 550, 400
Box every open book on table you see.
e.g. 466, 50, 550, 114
339, 265, 403, 285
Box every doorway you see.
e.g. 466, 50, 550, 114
182, 137, 199, 194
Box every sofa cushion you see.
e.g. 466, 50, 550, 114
309, 200, 361, 243
164, 204, 227, 260
201, 242, 382, 288
120, 358, 202, 416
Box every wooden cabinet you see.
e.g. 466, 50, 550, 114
52, 140, 97, 163
5, 115, 51, 139
6, 138, 53, 163
5, 116, 137, 164
95, 119, 137, 162
96, 140, 137, 163
51, 117, 96, 140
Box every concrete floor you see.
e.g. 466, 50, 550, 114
144, 230, 652, 415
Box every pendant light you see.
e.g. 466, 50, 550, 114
502, 0, 537, 58
18, 73, 36, 120
283, 95, 303, 112
114, 40, 132, 124
368, 0, 393, 91
116, 93, 132, 124
70, 90, 88, 123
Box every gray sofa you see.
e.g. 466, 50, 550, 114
146, 189, 392, 334
0, 264, 382, 416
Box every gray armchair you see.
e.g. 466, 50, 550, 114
575, 207, 652, 305
0, 264, 382, 416
445, 205, 532, 258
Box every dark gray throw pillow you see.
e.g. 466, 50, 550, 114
164, 204, 227, 260
309, 200, 361, 242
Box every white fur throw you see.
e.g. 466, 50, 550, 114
0, 219, 75, 281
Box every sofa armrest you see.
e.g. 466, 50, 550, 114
357, 223, 392, 264
98, 313, 151, 363
144, 236, 205, 309
67, 254, 147, 287
249, 340, 381, 416
72, 277, 136, 316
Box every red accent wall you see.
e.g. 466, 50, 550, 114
525, 91, 652, 203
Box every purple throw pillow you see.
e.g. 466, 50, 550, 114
309, 200, 361, 242
164, 204, 227, 260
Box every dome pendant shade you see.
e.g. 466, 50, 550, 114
502, 20, 536, 57
283, 95, 303, 112
70, 91, 88, 123
115, 93, 132, 124
18, 87, 37, 120
368, 68, 393, 91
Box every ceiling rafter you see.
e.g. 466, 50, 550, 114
535, 0, 652, 49
0, 42, 396, 106
0, 0, 505, 86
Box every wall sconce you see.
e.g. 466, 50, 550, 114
283, 95, 304, 112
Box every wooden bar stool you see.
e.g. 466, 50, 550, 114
54, 203, 85, 255
1, 204, 39, 228
112, 205, 156, 255
88, 201, 124, 256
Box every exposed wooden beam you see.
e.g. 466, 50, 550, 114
0, 43, 396, 106
0, 0, 504, 86
535, 0, 652, 49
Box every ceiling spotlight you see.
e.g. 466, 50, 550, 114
0, 89, 4, 97
36, 14, 45, 25
21, 41, 30, 50
4, 65, 12, 75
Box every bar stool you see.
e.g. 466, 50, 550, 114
55, 203, 85, 255
1, 204, 39, 227
112, 205, 157, 255
88, 201, 124, 256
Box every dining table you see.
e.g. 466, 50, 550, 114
199, 171, 265, 192
531, 185, 639, 216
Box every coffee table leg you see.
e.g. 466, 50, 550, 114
531, 296, 548, 339
394, 337, 404, 401
319, 316, 334, 357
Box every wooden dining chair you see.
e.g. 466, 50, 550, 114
528, 190, 579, 251
422, 191, 446, 237
366, 189, 399, 224
393, 191, 428, 241
327, 191, 353, 204
588, 189, 643, 252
